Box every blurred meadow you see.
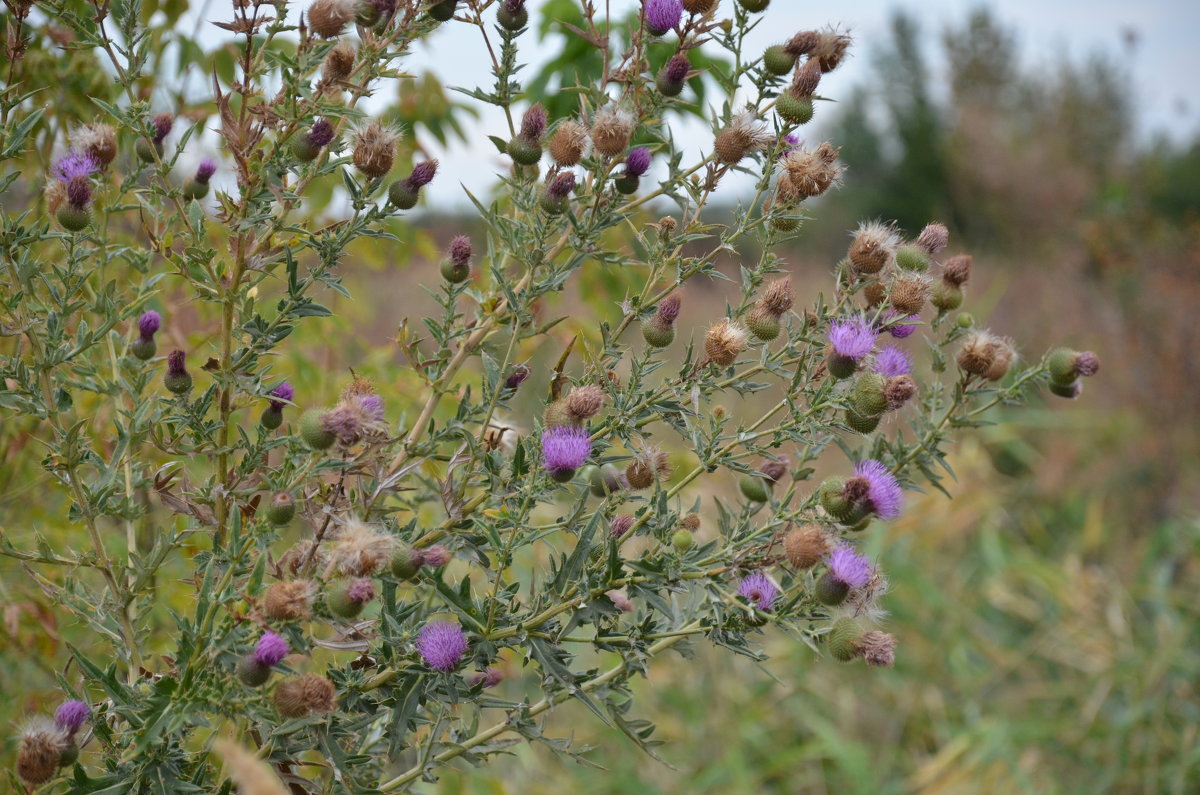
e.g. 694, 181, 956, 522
3, 1, 1199, 793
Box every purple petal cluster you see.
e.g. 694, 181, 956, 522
778, 133, 803, 160
643, 0, 682, 35
542, 425, 591, 474
309, 119, 335, 148
138, 310, 161, 341
854, 459, 903, 518
196, 157, 217, 182
875, 346, 911, 378
253, 631, 290, 667
346, 578, 377, 605
827, 318, 877, 360
625, 147, 652, 178
54, 699, 90, 734
417, 620, 469, 672
53, 150, 100, 184
736, 572, 779, 611
547, 171, 576, 199
360, 393, 384, 420
664, 54, 690, 82
269, 381, 294, 410
828, 545, 872, 588
883, 310, 918, 339
405, 160, 439, 189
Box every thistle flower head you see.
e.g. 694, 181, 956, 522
856, 630, 896, 667
884, 374, 917, 410
874, 345, 910, 378
565, 384, 605, 422
167, 349, 188, 376
449, 235, 472, 267
330, 518, 395, 577
1075, 351, 1100, 377
664, 53, 690, 82
737, 571, 780, 611
253, 631, 290, 667
322, 40, 357, 81
262, 579, 315, 621
196, 158, 217, 183
889, 271, 932, 315
420, 545, 451, 568
268, 381, 294, 410
705, 319, 749, 366
784, 30, 821, 57
546, 170, 576, 199
853, 459, 903, 518
655, 294, 681, 325
345, 578, 377, 605
417, 620, 469, 672
828, 545, 872, 588
351, 119, 397, 179
791, 56, 824, 97
882, 310, 918, 338
625, 146, 652, 178
138, 310, 161, 341
714, 111, 773, 164
591, 105, 634, 157
519, 103, 547, 143
827, 318, 876, 360
323, 388, 387, 446
784, 525, 831, 569
16, 718, 68, 787
505, 364, 530, 389
541, 425, 591, 474
549, 120, 591, 166
151, 113, 174, 143
71, 122, 117, 166
941, 254, 972, 286
502, 0, 525, 11
625, 442, 671, 488
307, 0, 355, 38
610, 513, 636, 538
470, 667, 504, 688
958, 331, 1016, 380
273, 674, 336, 718
777, 143, 842, 201
915, 222, 949, 255
814, 28, 852, 72
761, 277, 794, 315
54, 699, 90, 734
53, 150, 99, 184
309, 118, 336, 148
643, 0, 683, 35
778, 133, 803, 160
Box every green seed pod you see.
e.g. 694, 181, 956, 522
746, 307, 781, 341
164, 371, 192, 395
56, 205, 91, 231
671, 529, 694, 552
507, 137, 542, 166
818, 477, 852, 521
844, 407, 880, 434
614, 173, 640, 195
828, 617, 864, 660
852, 372, 888, 417
1047, 347, 1079, 385
827, 353, 857, 380
388, 180, 419, 210
265, 492, 295, 526
815, 571, 850, 607
130, 338, 157, 361
587, 464, 623, 497
292, 136, 320, 163
236, 655, 272, 686
642, 320, 675, 348
775, 90, 814, 125
260, 405, 283, 430
391, 545, 422, 580
428, 0, 457, 22
440, 258, 470, 283
497, 4, 529, 30
956, 312, 974, 329
931, 281, 963, 311
763, 45, 797, 75
894, 245, 930, 272
58, 743, 79, 768
181, 179, 210, 201
299, 409, 335, 450
739, 474, 771, 503
1048, 379, 1080, 399
135, 137, 162, 163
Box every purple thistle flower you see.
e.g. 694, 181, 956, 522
546, 171, 576, 200
252, 631, 290, 667
882, 310, 919, 339
417, 620, 469, 672
828, 545, 872, 589
420, 545, 450, 567
610, 513, 635, 537
505, 364, 530, 389
360, 393, 384, 420
778, 133, 803, 160
196, 158, 216, 183
625, 147, 652, 178
875, 346, 911, 378
643, 0, 682, 35
854, 459, 904, 519
737, 571, 779, 611
268, 381, 294, 410
138, 310, 161, 341
828, 318, 877, 360
664, 53, 690, 82
449, 235, 472, 266
53, 150, 100, 184
520, 104, 548, 142
655, 295, 681, 325
166, 349, 187, 376
404, 160, 438, 190
151, 113, 174, 143
470, 666, 503, 688
309, 119, 336, 148
53, 699, 90, 734
502, 0, 524, 11
541, 425, 591, 475
346, 578, 377, 605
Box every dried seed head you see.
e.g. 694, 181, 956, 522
682, 0, 715, 13
790, 56, 823, 97
915, 222, 949, 254
759, 458, 789, 483
714, 112, 772, 164
705, 319, 749, 366
591, 105, 635, 158
813, 29, 852, 72
262, 580, 316, 621
957, 331, 1016, 380
884, 374, 917, 410
848, 221, 899, 275
888, 272, 931, 315
625, 444, 671, 489
274, 674, 337, 718
843, 568, 891, 623
985, 337, 1017, 381
784, 525, 830, 568
784, 30, 821, 57
351, 120, 397, 179
760, 277, 794, 316
548, 120, 591, 166
307, 0, 355, 38
565, 384, 605, 423
679, 513, 700, 532
855, 630, 896, 667
17, 718, 68, 786
777, 143, 842, 201
322, 40, 356, 82
71, 122, 117, 167
329, 518, 395, 577
941, 254, 972, 286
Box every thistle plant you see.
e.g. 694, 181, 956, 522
0, 0, 1100, 791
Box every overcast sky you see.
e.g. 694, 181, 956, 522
185, 0, 1200, 207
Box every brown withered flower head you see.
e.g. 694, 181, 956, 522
705, 319, 750, 366
351, 119, 397, 179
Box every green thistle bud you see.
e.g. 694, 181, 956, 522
844, 407, 880, 434
299, 409, 335, 450
1047, 347, 1079, 385
56, 205, 91, 231
739, 474, 771, 503
775, 90, 814, 125
818, 477, 856, 521
827, 353, 857, 380
642, 320, 675, 348
614, 173, 640, 195
746, 306, 781, 341
265, 492, 295, 526
738, 0, 770, 12
828, 617, 864, 660
507, 137, 542, 166
325, 579, 366, 618
1048, 379, 1080, 399
931, 281, 963, 311
391, 545, 422, 580
894, 245, 930, 272
260, 405, 283, 430
181, 179, 210, 201
542, 399, 573, 428
587, 464, 623, 497
853, 372, 888, 417
292, 136, 320, 162
763, 45, 797, 76
440, 258, 470, 283
671, 529, 694, 552
956, 312, 974, 328
236, 655, 272, 686
497, 3, 529, 31
428, 0, 457, 22
58, 743, 79, 768
539, 191, 569, 215
770, 212, 801, 232
130, 338, 157, 361
815, 571, 850, 607
135, 137, 162, 163
388, 180, 419, 210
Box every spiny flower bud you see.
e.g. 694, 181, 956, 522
671, 528, 694, 552
1048, 348, 1100, 384
71, 122, 117, 167
642, 295, 681, 347
763, 45, 797, 76
814, 29, 852, 73
827, 617, 865, 661
293, 118, 335, 162
497, 0, 529, 31
615, 146, 652, 194
657, 53, 691, 97
17, 719, 67, 787
610, 513, 636, 538
274, 674, 336, 718
714, 112, 772, 164
894, 244, 931, 272
931, 280, 963, 311
182, 157, 216, 200
564, 384, 605, 423
888, 272, 931, 315
322, 40, 356, 82
441, 235, 472, 282
389, 159, 439, 209
540, 170, 576, 214
307, 0, 355, 38
679, 513, 700, 532
260, 381, 294, 429
587, 463, 624, 497
136, 113, 174, 162
759, 459, 789, 484
548, 120, 590, 166
326, 577, 376, 619
391, 544, 422, 579
790, 56, 823, 98
351, 120, 396, 179
164, 349, 192, 394
915, 222, 949, 255
299, 408, 335, 450
775, 89, 814, 126
845, 406, 880, 434
941, 254, 972, 286
852, 372, 888, 417
705, 319, 749, 367
746, 305, 780, 341
508, 103, 547, 165
263, 579, 315, 621
739, 474, 771, 503
848, 221, 898, 275
738, 0, 770, 11
264, 491, 295, 525
591, 105, 634, 158
784, 525, 830, 568
237, 631, 289, 686
504, 364, 530, 390
643, 0, 682, 37
130, 309, 161, 360
428, 0, 458, 22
